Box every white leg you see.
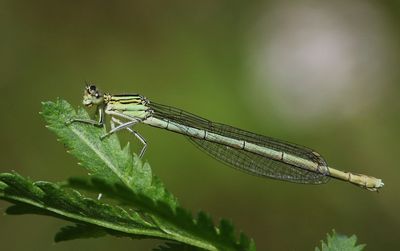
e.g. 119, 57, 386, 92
100, 119, 139, 140
111, 117, 148, 158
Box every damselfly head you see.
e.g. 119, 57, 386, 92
83, 84, 104, 107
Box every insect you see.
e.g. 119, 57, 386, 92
67, 85, 384, 191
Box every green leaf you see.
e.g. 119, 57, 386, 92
0, 172, 165, 237
41, 99, 175, 206
65, 175, 256, 251
315, 230, 366, 251
1, 173, 254, 250
0, 99, 257, 251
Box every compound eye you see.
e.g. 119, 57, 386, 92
95, 92, 100, 98
89, 85, 97, 91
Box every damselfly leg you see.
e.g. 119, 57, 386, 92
100, 118, 139, 140
110, 117, 148, 158
66, 106, 105, 127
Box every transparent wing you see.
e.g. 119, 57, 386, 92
149, 102, 330, 184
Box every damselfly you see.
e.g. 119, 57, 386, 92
68, 85, 384, 191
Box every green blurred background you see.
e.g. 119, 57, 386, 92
1, 1, 399, 250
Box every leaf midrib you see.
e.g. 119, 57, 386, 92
69, 125, 126, 184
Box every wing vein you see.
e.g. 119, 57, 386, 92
149, 102, 329, 184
